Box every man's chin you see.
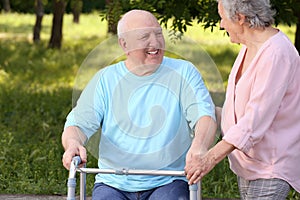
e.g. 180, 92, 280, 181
146, 57, 163, 65
146, 62, 162, 67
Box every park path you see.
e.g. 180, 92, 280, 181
0, 194, 90, 200
0, 195, 238, 200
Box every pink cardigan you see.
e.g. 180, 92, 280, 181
221, 31, 300, 192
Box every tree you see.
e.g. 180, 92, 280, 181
271, 0, 300, 54
103, 0, 125, 34
103, 0, 300, 53
33, 0, 44, 43
48, 0, 67, 49
295, 11, 300, 54
71, 0, 83, 24
101, 0, 224, 38
2, 0, 10, 12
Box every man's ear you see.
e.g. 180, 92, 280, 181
118, 38, 127, 52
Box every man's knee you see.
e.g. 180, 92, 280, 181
92, 183, 126, 200
149, 180, 189, 200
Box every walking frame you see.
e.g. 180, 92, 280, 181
67, 156, 201, 200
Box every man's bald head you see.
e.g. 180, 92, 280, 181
117, 10, 160, 37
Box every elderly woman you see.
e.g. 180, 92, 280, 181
185, 0, 300, 199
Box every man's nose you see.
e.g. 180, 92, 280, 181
148, 33, 159, 46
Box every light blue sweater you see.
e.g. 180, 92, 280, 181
65, 56, 215, 191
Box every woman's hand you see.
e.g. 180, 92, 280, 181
185, 150, 216, 185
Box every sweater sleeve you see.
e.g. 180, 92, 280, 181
64, 70, 105, 139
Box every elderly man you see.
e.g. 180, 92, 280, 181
62, 9, 216, 200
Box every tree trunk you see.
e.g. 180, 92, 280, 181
2, 0, 10, 12
48, 0, 66, 49
295, 12, 300, 55
72, 8, 80, 23
105, 0, 120, 34
71, 0, 82, 24
33, 0, 44, 43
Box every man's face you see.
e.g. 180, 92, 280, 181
122, 27, 165, 68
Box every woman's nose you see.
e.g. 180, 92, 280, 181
219, 21, 228, 36
220, 19, 225, 29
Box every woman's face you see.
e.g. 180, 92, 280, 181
218, 1, 243, 44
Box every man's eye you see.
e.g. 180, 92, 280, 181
140, 35, 149, 40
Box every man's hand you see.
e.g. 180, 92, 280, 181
61, 126, 88, 170
62, 144, 87, 170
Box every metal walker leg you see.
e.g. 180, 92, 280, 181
80, 165, 86, 200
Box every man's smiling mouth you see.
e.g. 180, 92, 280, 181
146, 49, 159, 55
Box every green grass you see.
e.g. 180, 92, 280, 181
0, 12, 299, 199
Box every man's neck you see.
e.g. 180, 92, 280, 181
125, 60, 160, 76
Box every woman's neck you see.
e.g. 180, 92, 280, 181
242, 26, 278, 51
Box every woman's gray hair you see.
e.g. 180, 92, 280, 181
220, 0, 276, 28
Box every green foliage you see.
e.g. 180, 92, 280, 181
100, 0, 126, 34
154, 0, 220, 32
101, 0, 219, 34
70, 0, 83, 10
2, 0, 105, 14
8, 1, 35, 13
271, 0, 300, 26
102, 0, 298, 35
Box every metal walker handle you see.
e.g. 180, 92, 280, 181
67, 156, 201, 200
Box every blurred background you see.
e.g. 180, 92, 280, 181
0, 0, 299, 199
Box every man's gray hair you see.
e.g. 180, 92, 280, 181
220, 0, 276, 28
